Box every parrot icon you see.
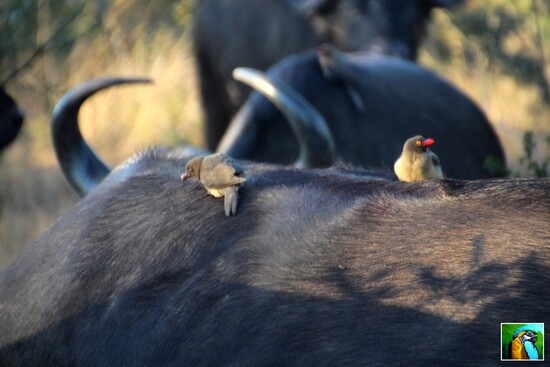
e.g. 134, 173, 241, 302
506, 327, 540, 360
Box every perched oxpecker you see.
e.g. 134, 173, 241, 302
394, 135, 444, 182
507, 328, 540, 360
181, 153, 247, 216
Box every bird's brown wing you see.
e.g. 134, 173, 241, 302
223, 155, 245, 176
201, 156, 246, 189
223, 186, 239, 216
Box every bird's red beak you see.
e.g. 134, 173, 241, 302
180, 173, 189, 181
423, 138, 435, 147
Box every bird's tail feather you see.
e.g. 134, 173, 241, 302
224, 188, 238, 216
231, 189, 238, 215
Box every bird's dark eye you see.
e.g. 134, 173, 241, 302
416, 140, 422, 147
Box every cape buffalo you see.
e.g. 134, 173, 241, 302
194, 0, 466, 150
0, 146, 548, 365
51, 77, 336, 196
217, 46, 505, 179
0, 82, 547, 365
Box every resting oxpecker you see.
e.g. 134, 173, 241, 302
394, 135, 443, 182
181, 153, 247, 216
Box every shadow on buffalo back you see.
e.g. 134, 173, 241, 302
2, 254, 547, 365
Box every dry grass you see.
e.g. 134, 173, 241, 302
1, 6, 549, 270
1, 29, 203, 269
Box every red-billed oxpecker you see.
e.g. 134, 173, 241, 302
181, 153, 247, 216
394, 135, 444, 182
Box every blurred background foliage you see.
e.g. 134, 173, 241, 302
0, 0, 549, 268
421, 0, 550, 176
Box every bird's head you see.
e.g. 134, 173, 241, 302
317, 43, 347, 79
181, 156, 203, 181
518, 330, 538, 344
403, 135, 435, 154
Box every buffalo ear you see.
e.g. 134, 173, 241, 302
284, 0, 339, 15
426, 0, 465, 8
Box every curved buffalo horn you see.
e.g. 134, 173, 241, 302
52, 77, 152, 197
229, 67, 337, 168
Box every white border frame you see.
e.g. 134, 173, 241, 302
501, 322, 545, 362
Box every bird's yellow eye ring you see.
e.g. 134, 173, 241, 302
416, 140, 422, 147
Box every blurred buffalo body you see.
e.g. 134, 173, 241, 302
218, 48, 505, 179
193, 0, 465, 150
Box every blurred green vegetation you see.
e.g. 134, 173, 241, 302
421, 0, 550, 176
437, 0, 550, 102
520, 130, 549, 176
0, 0, 550, 267
1, 0, 194, 81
